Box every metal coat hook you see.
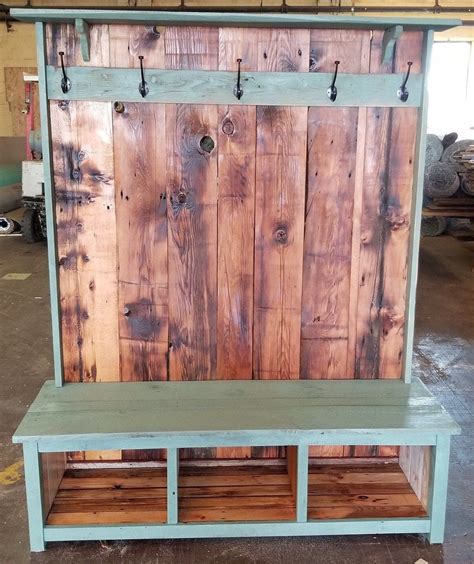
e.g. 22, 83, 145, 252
397, 61, 413, 102
58, 51, 71, 94
327, 60, 340, 102
138, 56, 149, 98
234, 58, 243, 100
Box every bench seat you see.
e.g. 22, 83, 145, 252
13, 378, 460, 551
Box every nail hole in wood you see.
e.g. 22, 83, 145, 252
152, 26, 161, 37
177, 192, 187, 204
114, 101, 125, 113
199, 136, 215, 153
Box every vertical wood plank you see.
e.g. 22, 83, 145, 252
110, 26, 168, 461
165, 27, 218, 460
302, 30, 370, 458
379, 32, 423, 378
216, 28, 259, 460
47, 24, 119, 462
302, 30, 370, 384
252, 28, 309, 458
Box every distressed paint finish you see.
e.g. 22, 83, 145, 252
13, 9, 461, 30
45, 66, 424, 107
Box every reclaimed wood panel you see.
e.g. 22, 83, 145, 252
303, 30, 370, 458
399, 445, 431, 509
307, 460, 426, 519
165, 27, 219, 460
216, 28, 259, 459
302, 30, 370, 383
50, 100, 119, 384
253, 28, 309, 458
110, 26, 168, 462
379, 32, 423, 378
47, 24, 118, 463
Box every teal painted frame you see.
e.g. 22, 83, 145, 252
22, 434, 455, 551
45, 66, 423, 108
10, 9, 461, 30
402, 30, 434, 383
36, 22, 64, 388
23, 442, 45, 552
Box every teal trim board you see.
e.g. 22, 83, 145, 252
402, 29, 434, 383
10, 9, 461, 30
45, 66, 423, 108
35, 22, 64, 387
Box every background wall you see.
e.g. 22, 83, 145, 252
0, 1, 473, 138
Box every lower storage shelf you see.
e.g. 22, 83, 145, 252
307, 461, 427, 520
46, 467, 167, 525
46, 460, 427, 526
179, 462, 296, 522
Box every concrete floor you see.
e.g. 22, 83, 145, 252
0, 235, 472, 564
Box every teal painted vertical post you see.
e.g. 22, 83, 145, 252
167, 448, 179, 524
23, 443, 45, 552
427, 435, 451, 544
296, 445, 309, 522
402, 29, 434, 383
35, 22, 64, 387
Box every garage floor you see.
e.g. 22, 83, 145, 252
0, 235, 472, 564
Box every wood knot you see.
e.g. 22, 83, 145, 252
177, 192, 187, 204
222, 119, 235, 136
274, 226, 288, 245
123, 307, 131, 317
114, 101, 125, 114
58, 100, 69, 111
71, 168, 81, 181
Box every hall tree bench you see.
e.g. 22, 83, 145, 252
11, 8, 461, 552
14, 379, 459, 550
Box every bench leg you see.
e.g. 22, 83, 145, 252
23, 443, 45, 552
426, 435, 451, 544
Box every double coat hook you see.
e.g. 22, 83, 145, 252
58, 51, 71, 94
398, 61, 413, 102
234, 58, 244, 100
327, 60, 340, 102
138, 55, 149, 98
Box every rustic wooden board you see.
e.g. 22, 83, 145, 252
47, 24, 119, 463
302, 30, 370, 458
379, 32, 423, 378
165, 27, 219, 460
308, 461, 426, 519
216, 28, 259, 460
252, 28, 309, 458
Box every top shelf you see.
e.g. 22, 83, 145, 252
10, 9, 461, 31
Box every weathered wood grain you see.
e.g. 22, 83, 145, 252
47, 24, 118, 463
302, 30, 370, 385
165, 27, 219, 460
252, 28, 309, 459
109, 26, 167, 463
46, 22, 109, 67
109, 24, 164, 68
216, 28, 259, 460
301, 30, 370, 458
379, 32, 422, 378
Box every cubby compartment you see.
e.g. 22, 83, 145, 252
178, 448, 297, 523
307, 447, 430, 521
44, 453, 167, 526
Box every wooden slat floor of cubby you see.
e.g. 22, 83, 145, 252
47, 468, 167, 525
46, 461, 427, 525
178, 463, 296, 523
308, 462, 427, 520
